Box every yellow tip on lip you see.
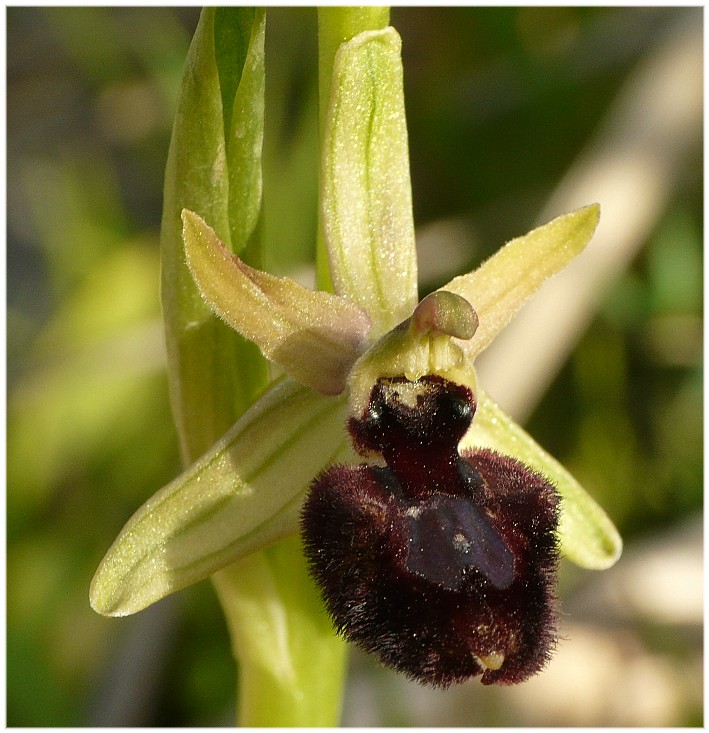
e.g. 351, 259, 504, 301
477, 651, 505, 671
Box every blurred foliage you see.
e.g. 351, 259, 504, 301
6, 6, 701, 726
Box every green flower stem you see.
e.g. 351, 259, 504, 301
315, 6, 390, 291
217, 9, 395, 724
213, 538, 348, 727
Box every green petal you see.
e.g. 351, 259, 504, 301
463, 389, 622, 570
90, 379, 352, 616
443, 205, 600, 360
183, 210, 370, 395
321, 27, 418, 336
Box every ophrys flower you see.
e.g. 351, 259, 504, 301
90, 26, 621, 686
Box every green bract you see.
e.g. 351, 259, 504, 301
160, 8, 269, 464
91, 20, 621, 634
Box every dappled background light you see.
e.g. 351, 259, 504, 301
7, 6, 702, 726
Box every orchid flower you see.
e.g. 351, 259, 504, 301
90, 10, 621, 714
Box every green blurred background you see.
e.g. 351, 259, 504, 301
7, 7, 702, 726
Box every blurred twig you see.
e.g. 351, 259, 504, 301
476, 12, 702, 420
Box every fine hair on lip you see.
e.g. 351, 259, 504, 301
301, 373, 560, 687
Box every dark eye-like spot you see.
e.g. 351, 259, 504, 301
301, 374, 559, 687
349, 375, 475, 462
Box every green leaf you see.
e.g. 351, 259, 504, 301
464, 389, 623, 570
213, 9, 255, 151
161, 8, 268, 462
90, 379, 352, 617
183, 209, 370, 395
443, 205, 600, 361
321, 27, 418, 336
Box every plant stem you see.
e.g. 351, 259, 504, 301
215, 9, 399, 726
213, 538, 348, 726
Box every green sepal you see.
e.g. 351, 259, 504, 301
443, 205, 600, 361
463, 389, 622, 570
89, 379, 352, 617
316, 7, 390, 292
321, 27, 418, 335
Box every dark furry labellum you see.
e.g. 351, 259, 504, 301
301, 375, 559, 686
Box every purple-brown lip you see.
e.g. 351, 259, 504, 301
301, 374, 560, 686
